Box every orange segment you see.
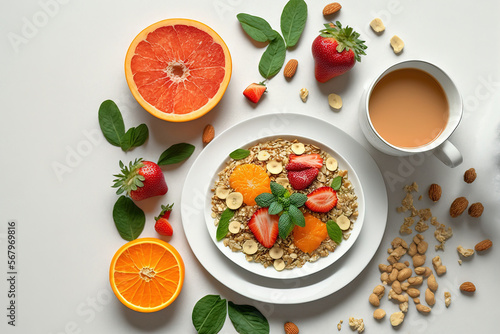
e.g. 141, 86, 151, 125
229, 164, 271, 206
125, 19, 232, 122
293, 213, 328, 254
109, 238, 184, 312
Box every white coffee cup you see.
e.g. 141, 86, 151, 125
359, 60, 463, 167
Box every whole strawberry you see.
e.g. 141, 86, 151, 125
154, 203, 174, 236
312, 21, 367, 83
112, 158, 168, 201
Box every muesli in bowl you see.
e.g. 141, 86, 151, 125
210, 137, 361, 276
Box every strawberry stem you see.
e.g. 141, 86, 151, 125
319, 21, 367, 62
112, 158, 146, 196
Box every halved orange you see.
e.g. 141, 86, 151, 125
229, 164, 271, 206
109, 238, 185, 312
293, 213, 328, 254
125, 19, 232, 122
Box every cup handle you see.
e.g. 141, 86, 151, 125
433, 140, 463, 167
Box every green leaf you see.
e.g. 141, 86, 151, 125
228, 301, 270, 334
98, 100, 125, 147
236, 13, 277, 43
288, 205, 305, 227
216, 208, 235, 241
120, 123, 149, 151
327, 220, 343, 244
280, 0, 308, 48
331, 176, 342, 191
112, 196, 145, 241
278, 212, 294, 239
229, 149, 251, 160
289, 192, 308, 208
268, 202, 283, 215
158, 143, 195, 165
255, 193, 275, 207
192, 295, 227, 334
258, 33, 286, 78
270, 182, 286, 197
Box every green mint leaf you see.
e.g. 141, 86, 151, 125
228, 301, 270, 334
229, 149, 251, 160
192, 295, 227, 334
327, 220, 343, 244
121, 124, 149, 151
288, 205, 305, 227
112, 196, 145, 241
280, 0, 308, 48
98, 100, 125, 147
289, 192, 308, 208
216, 208, 235, 241
258, 32, 286, 78
268, 202, 283, 215
278, 212, 294, 239
255, 193, 275, 207
236, 13, 277, 43
331, 176, 342, 190
158, 143, 195, 165
270, 181, 286, 197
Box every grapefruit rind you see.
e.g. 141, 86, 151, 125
109, 238, 185, 312
124, 18, 232, 122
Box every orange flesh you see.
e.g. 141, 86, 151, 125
130, 25, 226, 114
229, 164, 271, 206
293, 213, 328, 254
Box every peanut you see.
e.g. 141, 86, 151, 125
397, 268, 412, 281
425, 288, 435, 306
417, 241, 428, 254
444, 292, 451, 307
399, 301, 409, 313
432, 256, 447, 276
389, 268, 399, 283
373, 308, 386, 320
369, 293, 380, 306
381, 272, 389, 284
373, 285, 385, 298
414, 267, 432, 277
408, 242, 417, 256
390, 311, 405, 327
408, 276, 423, 286
379, 264, 392, 273
416, 304, 431, 313
407, 288, 420, 298
412, 254, 426, 267
392, 281, 402, 294
427, 274, 438, 292
401, 282, 410, 291
393, 262, 407, 270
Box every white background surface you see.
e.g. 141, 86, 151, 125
1, 0, 499, 333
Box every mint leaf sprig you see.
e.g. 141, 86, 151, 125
255, 182, 308, 239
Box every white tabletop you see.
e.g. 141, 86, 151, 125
1, 0, 499, 333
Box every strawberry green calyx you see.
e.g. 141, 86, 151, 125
319, 21, 367, 62
155, 203, 174, 221
112, 158, 146, 196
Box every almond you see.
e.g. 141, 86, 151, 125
323, 2, 341, 16
474, 239, 492, 252
202, 124, 215, 145
284, 321, 299, 334
449, 197, 468, 217
464, 168, 477, 183
460, 281, 476, 292
428, 183, 442, 202
284, 59, 298, 78
468, 202, 484, 218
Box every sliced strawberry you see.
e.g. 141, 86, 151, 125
155, 218, 173, 236
288, 154, 323, 169
305, 187, 338, 213
247, 208, 279, 248
243, 83, 266, 103
288, 168, 319, 190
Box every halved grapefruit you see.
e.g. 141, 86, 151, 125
125, 19, 232, 122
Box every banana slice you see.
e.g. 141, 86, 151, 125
328, 93, 343, 110
257, 150, 270, 161
266, 160, 283, 174
291, 143, 305, 155
275, 177, 290, 187
326, 157, 338, 171
273, 259, 286, 271
228, 221, 241, 234
215, 186, 231, 199
226, 192, 243, 210
243, 240, 258, 255
337, 214, 351, 231
269, 246, 284, 259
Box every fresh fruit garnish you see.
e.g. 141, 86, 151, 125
305, 186, 338, 213
312, 21, 367, 83
124, 19, 232, 122
287, 153, 323, 169
287, 168, 319, 190
243, 83, 267, 103
155, 203, 174, 220
247, 208, 279, 248
112, 158, 168, 201
229, 164, 271, 206
154, 218, 173, 236
293, 213, 328, 253
109, 238, 184, 312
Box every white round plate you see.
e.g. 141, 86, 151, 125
204, 134, 365, 280
181, 113, 388, 304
